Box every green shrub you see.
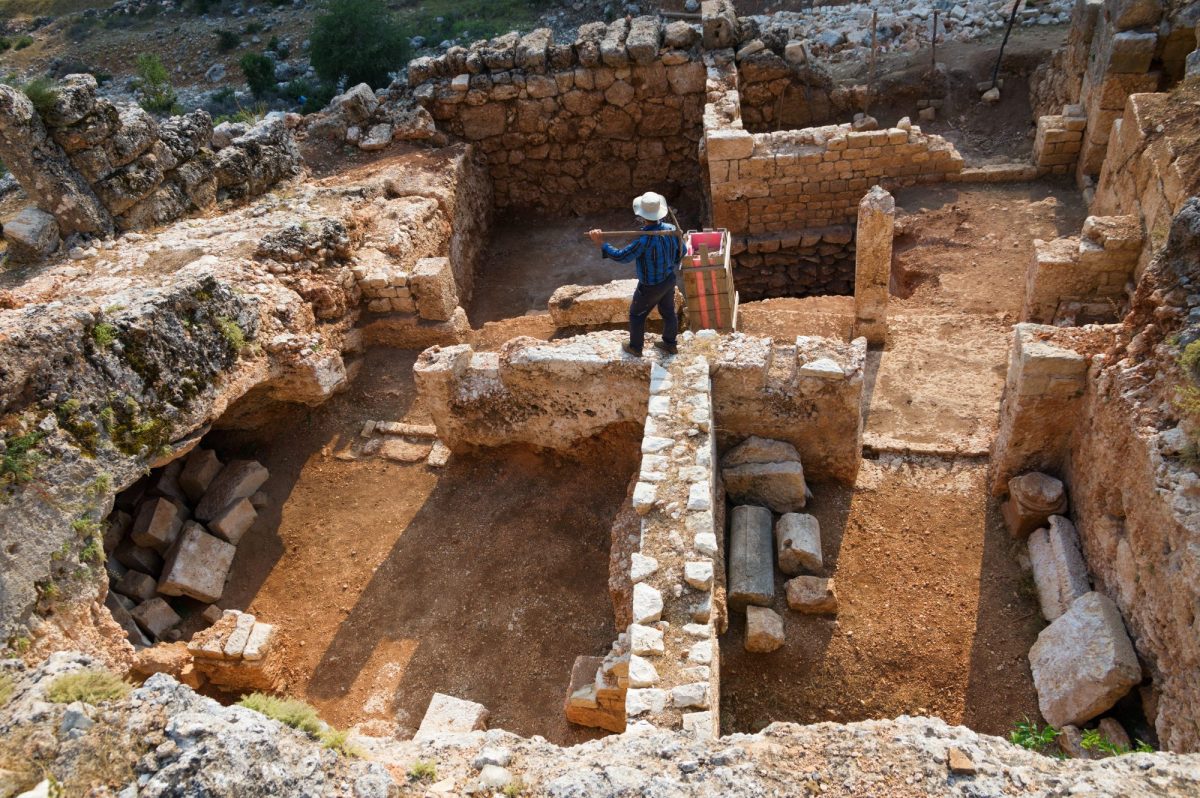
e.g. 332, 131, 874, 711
215, 315, 247, 351
239, 52, 275, 99
0, 38, 11, 52
92, 322, 117, 348
407, 759, 437, 782
1, 430, 46, 486
242, 21, 263, 35
238, 693, 323, 735
191, 0, 221, 13
310, 0, 408, 89
21, 77, 59, 116
1080, 727, 1155, 756
14, 35, 33, 51
216, 29, 240, 52
1009, 717, 1059, 755
134, 54, 177, 114
46, 670, 130, 704
267, 34, 288, 59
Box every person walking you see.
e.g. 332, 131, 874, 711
587, 191, 682, 357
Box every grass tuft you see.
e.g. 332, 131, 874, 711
238, 693, 323, 736
45, 670, 130, 704
92, 322, 118, 348
408, 759, 437, 782
0, 672, 13, 707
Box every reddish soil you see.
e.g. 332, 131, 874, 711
208, 348, 640, 744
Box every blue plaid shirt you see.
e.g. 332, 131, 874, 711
601, 222, 681, 286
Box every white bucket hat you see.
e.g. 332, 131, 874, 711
632, 191, 669, 221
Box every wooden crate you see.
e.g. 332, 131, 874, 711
680, 228, 737, 332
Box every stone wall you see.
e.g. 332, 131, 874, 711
712, 333, 866, 484
1022, 214, 1143, 324
408, 19, 708, 213
1029, 0, 1103, 119
0, 74, 301, 242
732, 225, 855, 300
1032, 104, 1088, 173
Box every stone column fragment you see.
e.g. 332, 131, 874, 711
0, 85, 113, 235
853, 185, 894, 345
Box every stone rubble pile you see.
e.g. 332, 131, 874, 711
0, 74, 303, 255
302, 82, 440, 151
1005, 471, 1144, 749
351, 418, 450, 467
749, 0, 1073, 65
187, 609, 283, 693
722, 436, 837, 653
103, 447, 270, 649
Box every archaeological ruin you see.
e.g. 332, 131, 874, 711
1, 0, 1200, 794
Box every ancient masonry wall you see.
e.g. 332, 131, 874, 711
0, 74, 301, 241
569, 344, 726, 738
703, 53, 963, 298
407, 19, 708, 213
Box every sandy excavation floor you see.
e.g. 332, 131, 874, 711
722, 181, 1087, 736
207, 349, 640, 744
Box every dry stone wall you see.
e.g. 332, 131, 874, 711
408, 20, 708, 213
0, 74, 301, 242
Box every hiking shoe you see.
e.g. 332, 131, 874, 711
653, 340, 678, 355
622, 343, 643, 357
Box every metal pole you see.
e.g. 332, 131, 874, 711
991, 0, 1021, 90
931, 10, 938, 75
586, 230, 685, 239
868, 10, 877, 116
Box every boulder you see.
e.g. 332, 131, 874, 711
1028, 515, 1090, 621
2, 207, 60, 262
329, 83, 379, 125
664, 21, 699, 50
1029, 592, 1141, 727
625, 16, 662, 65
775, 513, 822, 575
1002, 472, 1067, 538
43, 74, 98, 128
745, 605, 784, 652
358, 123, 392, 152
785, 575, 838, 614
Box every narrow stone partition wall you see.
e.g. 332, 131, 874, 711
622, 343, 723, 738
853, 186, 894, 345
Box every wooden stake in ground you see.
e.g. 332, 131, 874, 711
991, 0, 1022, 90
931, 9, 939, 76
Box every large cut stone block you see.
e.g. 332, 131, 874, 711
723, 462, 807, 513
775, 513, 822, 575
706, 128, 754, 161
415, 693, 489, 741
411, 256, 459, 321
131, 497, 184, 553
105, 590, 151, 647
785, 575, 839, 614
115, 569, 158, 603
131, 597, 181, 639
1002, 472, 1068, 538
114, 538, 163, 576
1029, 591, 1141, 727
180, 447, 223, 503
157, 522, 236, 603
729, 505, 774, 610
207, 497, 257, 545
195, 460, 269, 522
744, 605, 784, 653
1105, 0, 1162, 31
1028, 515, 1091, 621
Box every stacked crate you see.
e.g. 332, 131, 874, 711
681, 229, 738, 333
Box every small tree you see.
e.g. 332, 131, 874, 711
240, 52, 276, 99
134, 53, 177, 114
309, 0, 408, 89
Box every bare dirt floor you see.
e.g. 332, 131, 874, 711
206, 348, 640, 745
722, 180, 1088, 737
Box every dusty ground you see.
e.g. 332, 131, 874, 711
207, 348, 640, 744
721, 456, 1044, 736
722, 181, 1088, 736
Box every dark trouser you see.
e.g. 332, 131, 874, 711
629, 273, 678, 353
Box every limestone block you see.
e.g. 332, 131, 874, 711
671, 682, 709, 709
149, 460, 188, 506
114, 539, 163, 576
706, 128, 755, 162
625, 16, 662, 66
157, 522, 236, 603
775, 513, 822, 575
43, 73, 98, 128
723, 436, 801, 466
242, 622, 275, 661
106, 590, 151, 647
684, 560, 714, 591
1029, 592, 1141, 727
1102, 31, 1158, 74
626, 688, 668, 716
627, 654, 659, 687
329, 83, 378, 125
180, 447, 223, 503
682, 710, 715, 740
744, 605, 784, 652
131, 497, 184, 553
601, 18, 631, 67
549, 279, 681, 327
222, 611, 256, 658
632, 583, 664, 624
114, 569, 158, 602
195, 460, 270, 522
723, 462, 807, 513
131, 597, 181, 639
1029, 516, 1091, 621
785, 575, 839, 614
1002, 472, 1068, 538
629, 624, 664, 656
411, 256, 459, 322
1105, 0, 1163, 31
415, 693, 489, 740
207, 498, 257, 545
2, 206, 59, 261
854, 185, 894, 345
728, 505, 774, 610
664, 21, 698, 50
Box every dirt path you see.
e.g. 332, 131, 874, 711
209, 349, 639, 744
